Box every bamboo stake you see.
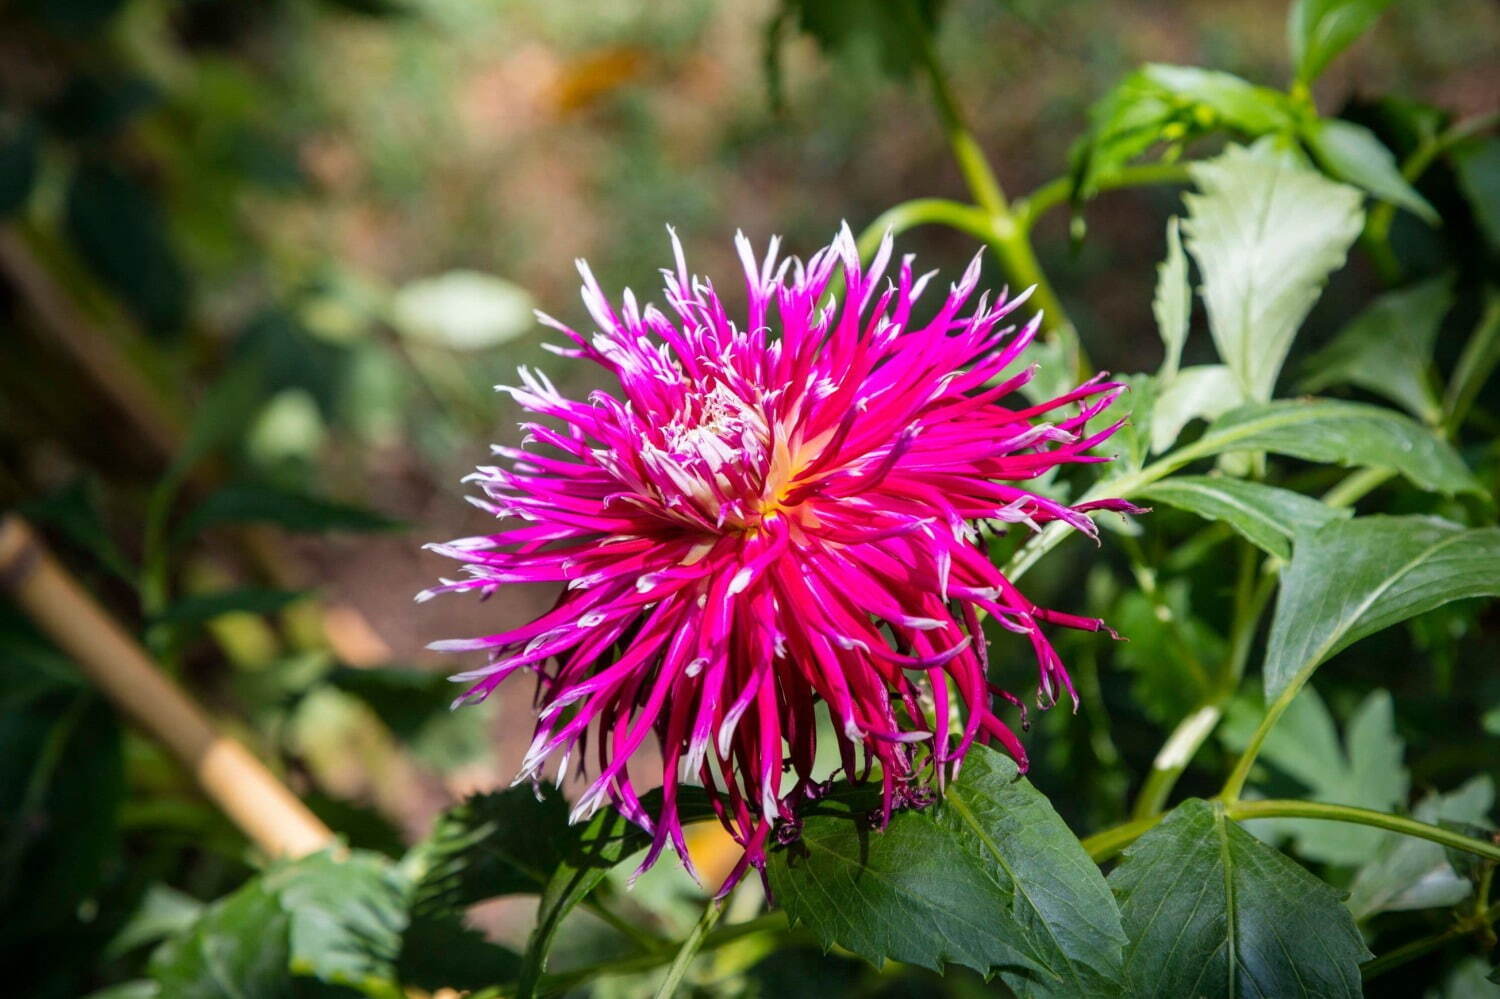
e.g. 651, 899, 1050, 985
0, 514, 334, 858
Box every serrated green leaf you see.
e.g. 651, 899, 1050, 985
768, 747, 1125, 995
1154, 217, 1190, 381
148, 881, 293, 999
1185, 400, 1482, 497
1347, 776, 1494, 919
1136, 476, 1347, 559
1183, 144, 1364, 401
1264, 516, 1500, 699
1149, 364, 1245, 454
1300, 275, 1452, 423
105, 884, 205, 960
408, 785, 573, 915
1289, 0, 1397, 83
1305, 117, 1439, 224
397, 914, 520, 992
1109, 798, 1371, 997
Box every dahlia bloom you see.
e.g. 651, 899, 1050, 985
424, 225, 1134, 892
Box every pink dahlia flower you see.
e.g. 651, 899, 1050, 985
424, 225, 1135, 892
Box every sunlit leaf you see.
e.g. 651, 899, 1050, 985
1183, 144, 1364, 401
1136, 476, 1347, 560
1289, 0, 1397, 83
1304, 117, 1438, 224
1153, 217, 1190, 381
1149, 364, 1245, 454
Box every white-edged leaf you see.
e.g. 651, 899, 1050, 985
1136, 476, 1347, 559
1305, 117, 1439, 224
1263, 516, 1500, 698
1183, 144, 1364, 401
1149, 364, 1245, 454
1153, 217, 1190, 381
1300, 274, 1452, 423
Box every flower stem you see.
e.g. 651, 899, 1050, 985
653, 895, 726, 998
1086, 799, 1500, 865
1013, 162, 1192, 229
854, 199, 998, 256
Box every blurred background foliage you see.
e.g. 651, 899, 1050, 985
1, 0, 1498, 996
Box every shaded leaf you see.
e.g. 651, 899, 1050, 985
1109, 798, 1370, 997
19, 477, 133, 584
1300, 275, 1452, 423
397, 915, 520, 992
153, 588, 308, 627
1289, 0, 1396, 83
1452, 137, 1500, 254
104, 884, 204, 960
148, 880, 293, 999
175, 483, 399, 543
1305, 117, 1438, 224
1136, 476, 1347, 560
1183, 144, 1364, 401
0, 116, 38, 217
1221, 688, 1408, 865
1347, 776, 1494, 919
780, 0, 945, 79
64, 162, 188, 338
1185, 399, 1481, 498
1264, 516, 1500, 698
768, 747, 1125, 995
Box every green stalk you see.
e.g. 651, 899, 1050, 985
1013, 162, 1192, 229
854, 199, 998, 257
1085, 799, 1500, 865
1443, 291, 1500, 436
653, 896, 726, 998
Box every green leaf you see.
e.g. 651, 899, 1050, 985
397, 914, 520, 992
0, 116, 39, 218
408, 785, 573, 915
19, 477, 134, 584
1153, 217, 1190, 381
1183, 399, 1482, 498
1183, 144, 1365, 401
1149, 364, 1245, 454
149, 850, 407, 996
148, 880, 293, 999
517, 786, 717, 995
779, 0, 945, 79
175, 483, 399, 543
1112, 580, 1224, 727
1346, 776, 1494, 918
1221, 688, 1408, 865
1263, 516, 1500, 698
1289, 0, 1396, 82
1452, 137, 1500, 253
1109, 798, 1371, 997
153, 588, 308, 627
105, 884, 205, 960
64, 162, 188, 338
391, 271, 534, 351
1136, 476, 1348, 560
1071, 66, 1294, 201
1300, 275, 1452, 423
1304, 117, 1439, 224
768, 747, 1125, 995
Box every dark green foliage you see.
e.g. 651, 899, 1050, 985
1109, 799, 1372, 997
174, 483, 400, 542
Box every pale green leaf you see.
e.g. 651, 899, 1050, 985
1305, 117, 1439, 224
392, 270, 534, 351
1289, 0, 1397, 82
1347, 776, 1494, 918
1149, 364, 1245, 454
1109, 798, 1371, 997
1153, 217, 1190, 381
1136, 476, 1348, 559
1263, 516, 1500, 698
1300, 275, 1452, 423
1183, 144, 1364, 401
